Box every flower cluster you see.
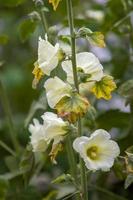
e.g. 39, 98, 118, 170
29, 35, 120, 171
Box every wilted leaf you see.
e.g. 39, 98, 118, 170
49, 143, 63, 164
125, 173, 133, 189
19, 18, 37, 42
49, 0, 62, 10
77, 27, 105, 47
55, 92, 90, 123
91, 75, 116, 100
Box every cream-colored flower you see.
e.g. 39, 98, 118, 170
73, 129, 120, 171
44, 76, 72, 108
29, 112, 68, 152
41, 112, 68, 143
29, 119, 48, 152
38, 37, 60, 75
62, 52, 103, 91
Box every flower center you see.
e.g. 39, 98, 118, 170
86, 146, 98, 160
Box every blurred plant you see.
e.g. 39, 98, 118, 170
0, 0, 133, 199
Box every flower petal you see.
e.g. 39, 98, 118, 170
44, 76, 72, 108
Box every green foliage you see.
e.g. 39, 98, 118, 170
96, 109, 131, 130
19, 18, 38, 42
0, 0, 27, 7
0, 178, 9, 200
125, 174, 133, 189
0, 34, 9, 45
0, 0, 133, 199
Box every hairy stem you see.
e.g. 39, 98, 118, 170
0, 79, 20, 152
66, 0, 88, 199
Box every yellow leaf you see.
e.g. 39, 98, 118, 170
55, 92, 90, 123
87, 32, 106, 48
49, 0, 62, 10
32, 61, 44, 89
91, 75, 117, 100
49, 143, 63, 164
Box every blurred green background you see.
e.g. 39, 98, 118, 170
0, 0, 133, 199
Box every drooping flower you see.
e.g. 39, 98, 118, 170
62, 52, 104, 91
73, 129, 120, 171
44, 76, 72, 109
90, 75, 117, 100
41, 112, 68, 142
29, 112, 68, 153
29, 118, 48, 152
44, 76, 90, 122
37, 37, 64, 76
49, 0, 62, 10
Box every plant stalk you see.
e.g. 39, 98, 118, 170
40, 8, 49, 38
66, 0, 88, 199
0, 79, 20, 152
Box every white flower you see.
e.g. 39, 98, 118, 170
29, 119, 48, 152
41, 112, 68, 143
73, 129, 120, 171
62, 52, 103, 90
44, 76, 72, 108
38, 37, 60, 75
29, 112, 68, 152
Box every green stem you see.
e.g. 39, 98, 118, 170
66, 136, 80, 200
66, 0, 79, 92
40, 8, 49, 38
0, 79, 20, 152
66, 0, 88, 199
35, 0, 49, 39
66, 135, 78, 183
0, 140, 16, 157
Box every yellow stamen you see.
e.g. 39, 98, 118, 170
87, 146, 98, 160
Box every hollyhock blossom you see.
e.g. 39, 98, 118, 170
62, 52, 103, 88
44, 76, 72, 108
29, 112, 68, 152
38, 37, 62, 75
73, 129, 120, 171
29, 119, 48, 152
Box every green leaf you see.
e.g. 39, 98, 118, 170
0, 0, 26, 7
43, 191, 58, 200
113, 158, 126, 180
0, 34, 9, 45
125, 174, 133, 189
52, 174, 73, 184
0, 178, 9, 200
24, 92, 47, 128
19, 18, 37, 42
125, 146, 133, 162
5, 156, 18, 172
19, 145, 34, 174
118, 80, 133, 104
96, 109, 131, 130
